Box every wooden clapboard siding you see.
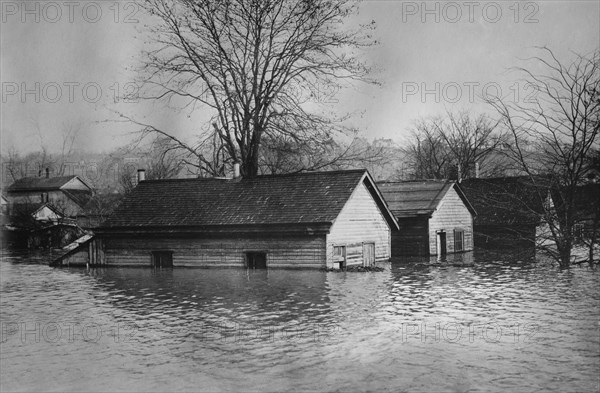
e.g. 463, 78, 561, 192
9, 190, 84, 217
326, 181, 391, 267
428, 187, 474, 255
103, 235, 326, 268
392, 217, 429, 257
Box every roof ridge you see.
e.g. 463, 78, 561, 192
16, 175, 77, 180
377, 179, 449, 184
138, 169, 367, 183
254, 169, 366, 179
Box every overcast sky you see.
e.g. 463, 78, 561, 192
1, 0, 599, 155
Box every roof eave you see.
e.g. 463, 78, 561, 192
361, 171, 400, 231
96, 222, 333, 236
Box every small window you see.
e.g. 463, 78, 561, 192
333, 246, 346, 259
454, 230, 464, 252
333, 245, 346, 269
246, 252, 267, 269
151, 251, 173, 268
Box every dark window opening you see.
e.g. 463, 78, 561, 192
454, 230, 464, 252
246, 252, 267, 269
152, 251, 173, 268
333, 245, 346, 268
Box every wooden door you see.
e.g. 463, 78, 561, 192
363, 243, 375, 266
437, 232, 447, 256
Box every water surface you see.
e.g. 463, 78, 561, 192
1, 249, 598, 392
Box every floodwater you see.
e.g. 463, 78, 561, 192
1, 249, 599, 393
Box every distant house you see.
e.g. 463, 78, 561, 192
57, 169, 398, 269
6, 173, 93, 218
460, 177, 548, 248
377, 181, 476, 257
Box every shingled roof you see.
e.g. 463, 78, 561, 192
7, 176, 86, 192
100, 169, 396, 232
461, 177, 547, 226
376, 180, 475, 218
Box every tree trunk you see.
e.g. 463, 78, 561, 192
558, 242, 571, 269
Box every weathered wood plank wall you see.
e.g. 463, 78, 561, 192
327, 181, 391, 267
428, 187, 474, 255
103, 235, 326, 268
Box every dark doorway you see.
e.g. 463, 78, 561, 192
246, 252, 267, 269
437, 232, 447, 256
151, 251, 173, 268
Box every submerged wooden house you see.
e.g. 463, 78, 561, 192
460, 177, 548, 248
55, 169, 398, 269
377, 181, 476, 257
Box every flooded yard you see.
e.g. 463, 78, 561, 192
1, 249, 598, 392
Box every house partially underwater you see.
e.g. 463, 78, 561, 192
6, 171, 93, 218
460, 177, 548, 248
377, 181, 476, 257
53, 169, 398, 269
4, 173, 93, 248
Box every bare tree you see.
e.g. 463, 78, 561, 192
138, 0, 376, 177
259, 132, 391, 175
56, 122, 80, 176
402, 111, 505, 180
402, 117, 451, 180
145, 136, 187, 180
487, 47, 600, 268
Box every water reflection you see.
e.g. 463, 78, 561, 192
1, 249, 598, 392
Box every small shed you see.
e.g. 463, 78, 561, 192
377, 181, 476, 257
58, 169, 398, 269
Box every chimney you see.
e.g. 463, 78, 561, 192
137, 169, 146, 183
45, 167, 50, 178
457, 163, 462, 183
475, 162, 480, 179
233, 162, 240, 179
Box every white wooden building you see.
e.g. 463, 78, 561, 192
377, 181, 476, 257
56, 170, 398, 269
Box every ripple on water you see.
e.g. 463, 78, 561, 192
0, 249, 599, 392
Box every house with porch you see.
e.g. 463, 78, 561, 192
54, 169, 398, 269
377, 181, 476, 257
